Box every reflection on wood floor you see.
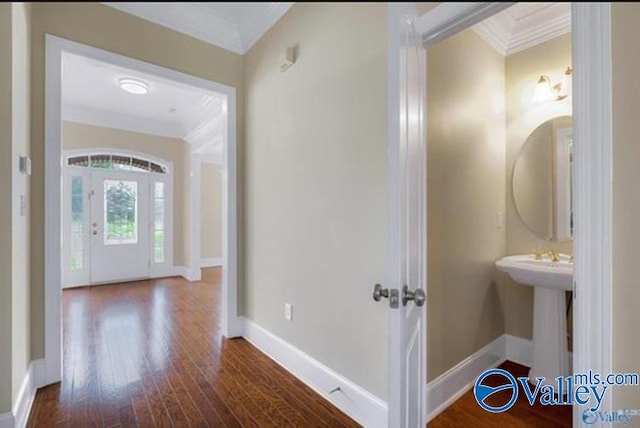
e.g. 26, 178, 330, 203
28, 268, 359, 427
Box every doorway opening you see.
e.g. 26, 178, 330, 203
62, 150, 174, 287
43, 35, 240, 386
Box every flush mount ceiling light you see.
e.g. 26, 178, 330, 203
532, 67, 572, 104
118, 77, 150, 95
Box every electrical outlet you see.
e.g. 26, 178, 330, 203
285, 303, 293, 321
495, 211, 504, 229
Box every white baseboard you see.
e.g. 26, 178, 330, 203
505, 334, 533, 367
425, 335, 506, 424
201, 257, 223, 268
10, 359, 46, 428
173, 266, 202, 282
424, 334, 572, 424
240, 317, 388, 428
150, 264, 178, 279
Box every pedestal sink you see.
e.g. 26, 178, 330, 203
496, 254, 572, 386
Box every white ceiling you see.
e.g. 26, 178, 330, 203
103, 2, 293, 54
472, 3, 571, 56
62, 52, 226, 159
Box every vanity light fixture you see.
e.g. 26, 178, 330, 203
118, 77, 150, 95
532, 67, 572, 103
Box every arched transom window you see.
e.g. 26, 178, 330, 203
67, 153, 168, 174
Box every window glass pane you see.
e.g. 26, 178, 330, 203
154, 231, 164, 263
111, 155, 131, 171
153, 182, 165, 263
70, 176, 84, 271
90, 154, 112, 169
68, 155, 89, 167
154, 201, 164, 229
154, 182, 164, 199
104, 179, 138, 245
150, 162, 166, 174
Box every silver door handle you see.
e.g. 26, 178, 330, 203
402, 285, 426, 307
373, 284, 399, 309
373, 283, 388, 301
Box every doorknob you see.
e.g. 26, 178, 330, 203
373, 283, 389, 301
373, 284, 399, 309
402, 285, 426, 307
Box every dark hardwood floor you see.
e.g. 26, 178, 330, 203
28, 268, 359, 427
429, 361, 572, 427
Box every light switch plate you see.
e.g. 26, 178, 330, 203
19, 156, 31, 176
285, 303, 293, 321
20, 195, 27, 216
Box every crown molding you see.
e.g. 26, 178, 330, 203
239, 3, 294, 52
184, 114, 224, 154
63, 103, 185, 139
472, 3, 571, 57
103, 3, 293, 55
103, 3, 243, 54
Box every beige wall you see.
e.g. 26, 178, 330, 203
0, 2, 32, 415
201, 163, 222, 260
503, 34, 573, 340
62, 121, 189, 265
29, 2, 244, 359
244, 3, 389, 399
612, 3, 640, 411
426, 28, 507, 381
0, 3, 13, 415
11, 2, 31, 408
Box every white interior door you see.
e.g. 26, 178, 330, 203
387, 3, 427, 427
90, 170, 150, 283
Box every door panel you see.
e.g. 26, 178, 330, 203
90, 171, 150, 283
388, 3, 427, 427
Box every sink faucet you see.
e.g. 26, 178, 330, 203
548, 249, 560, 262
531, 248, 545, 260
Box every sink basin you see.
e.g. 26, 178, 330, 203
496, 254, 573, 387
495, 254, 572, 290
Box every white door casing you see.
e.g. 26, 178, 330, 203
413, 3, 613, 427
46, 34, 239, 387
387, 4, 427, 427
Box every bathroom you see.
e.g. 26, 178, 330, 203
423, 3, 574, 425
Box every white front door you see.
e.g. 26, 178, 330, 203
387, 3, 427, 427
90, 170, 150, 283
63, 166, 172, 288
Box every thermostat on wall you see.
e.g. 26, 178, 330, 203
19, 156, 31, 176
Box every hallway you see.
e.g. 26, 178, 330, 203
27, 269, 359, 427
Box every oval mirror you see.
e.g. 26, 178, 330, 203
513, 116, 573, 241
